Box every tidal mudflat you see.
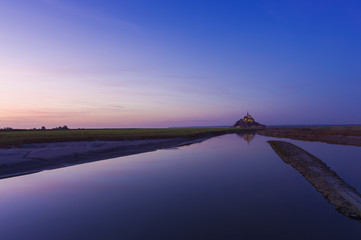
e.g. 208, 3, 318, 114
0, 138, 204, 179
259, 126, 361, 147
0, 128, 246, 179
268, 140, 361, 219
0, 134, 360, 239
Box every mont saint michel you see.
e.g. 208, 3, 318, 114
232, 113, 266, 129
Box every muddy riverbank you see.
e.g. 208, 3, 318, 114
268, 140, 361, 220
259, 126, 361, 147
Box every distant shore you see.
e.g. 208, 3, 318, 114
0, 138, 206, 179
1, 126, 360, 180
0, 128, 244, 148
258, 126, 361, 147
0, 128, 252, 179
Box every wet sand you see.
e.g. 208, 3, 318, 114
0, 138, 206, 179
268, 140, 361, 220
259, 127, 361, 147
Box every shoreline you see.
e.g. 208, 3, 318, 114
0, 129, 259, 180
0, 128, 243, 149
268, 140, 361, 220
0, 137, 210, 180
258, 126, 361, 147
2, 125, 360, 181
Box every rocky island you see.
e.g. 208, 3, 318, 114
232, 113, 266, 129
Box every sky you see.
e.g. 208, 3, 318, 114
1, 0, 361, 128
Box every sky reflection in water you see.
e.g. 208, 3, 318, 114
0, 134, 360, 239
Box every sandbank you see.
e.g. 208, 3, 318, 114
259, 126, 361, 147
268, 140, 361, 220
0, 137, 207, 180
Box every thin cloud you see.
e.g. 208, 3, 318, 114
0, 104, 128, 118
42, 65, 143, 77
158, 74, 216, 81
39, 0, 139, 30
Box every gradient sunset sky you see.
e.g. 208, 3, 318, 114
1, 0, 361, 128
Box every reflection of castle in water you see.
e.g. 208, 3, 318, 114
237, 132, 256, 144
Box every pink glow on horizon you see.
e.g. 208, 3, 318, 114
0, 66, 238, 128
2, 1, 360, 127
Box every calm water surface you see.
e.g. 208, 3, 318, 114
0, 134, 360, 240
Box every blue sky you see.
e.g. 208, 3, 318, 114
1, 0, 361, 128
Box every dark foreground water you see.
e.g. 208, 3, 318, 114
0, 134, 360, 240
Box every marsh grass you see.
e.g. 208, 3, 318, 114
267, 126, 361, 136
0, 128, 245, 148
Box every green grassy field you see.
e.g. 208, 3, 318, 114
0, 128, 247, 148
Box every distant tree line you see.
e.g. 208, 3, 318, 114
51, 125, 69, 130
0, 125, 69, 132
0, 127, 15, 132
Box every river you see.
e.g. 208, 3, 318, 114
0, 134, 360, 239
